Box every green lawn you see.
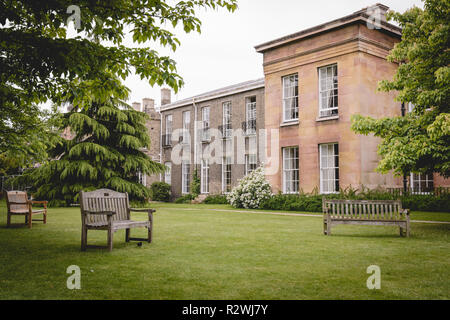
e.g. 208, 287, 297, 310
0, 202, 449, 300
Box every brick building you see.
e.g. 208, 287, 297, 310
139, 3, 448, 197
159, 79, 265, 198
131, 98, 161, 189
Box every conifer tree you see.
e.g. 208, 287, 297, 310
19, 78, 164, 205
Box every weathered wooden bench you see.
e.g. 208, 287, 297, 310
79, 189, 155, 251
6, 191, 48, 229
322, 199, 410, 237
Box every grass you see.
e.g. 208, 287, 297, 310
0, 201, 449, 300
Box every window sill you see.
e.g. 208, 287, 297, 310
280, 120, 299, 127
316, 115, 339, 122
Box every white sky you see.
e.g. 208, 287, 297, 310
65, 0, 424, 110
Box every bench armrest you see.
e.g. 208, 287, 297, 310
130, 208, 156, 213
29, 200, 48, 204
83, 210, 116, 216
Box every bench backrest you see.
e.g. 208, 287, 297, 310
323, 199, 404, 220
80, 189, 130, 223
6, 191, 29, 213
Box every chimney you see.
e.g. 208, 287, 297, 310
161, 88, 171, 106
142, 98, 155, 113
358, 3, 389, 22
132, 102, 141, 112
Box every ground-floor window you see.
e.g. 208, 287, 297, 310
222, 157, 232, 193
182, 161, 190, 194
411, 172, 434, 194
245, 154, 257, 176
138, 171, 147, 186
319, 143, 339, 194
201, 159, 209, 194
282, 147, 299, 194
164, 162, 171, 185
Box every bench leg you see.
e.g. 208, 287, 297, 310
125, 229, 130, 242
148, 214, 153, 243
107, 228, 114, 251
148, 226, 152, 243
28, 213, 32, 229
399, 227, 405, 237
7, 213, 11, 227
43, 210, 47, 224
81, 227, 87, 251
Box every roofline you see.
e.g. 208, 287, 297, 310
160, 78, 265, 111
254, 6, 402, 53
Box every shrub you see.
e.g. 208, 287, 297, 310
227, 166, 272, 209
150, 182, 171, 202
259, 187, 450, 213
260, 193, 322, 212
203, 194, 228, 204
175, 194, 195, 204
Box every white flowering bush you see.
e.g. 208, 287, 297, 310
227, 166, 273, 209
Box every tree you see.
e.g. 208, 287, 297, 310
190, 168, 201, 197
16, 77, 165, 205
351, 0, 449, 178
0, 0, 238, 161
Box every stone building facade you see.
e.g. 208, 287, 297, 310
138, 3, 448, 197
159, 79, 265, 198
254, 3, 449, 194
131, 99, 161, 189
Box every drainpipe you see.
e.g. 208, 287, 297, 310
193, 98, 198, 167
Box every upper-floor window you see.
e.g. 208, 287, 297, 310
164, 114, 173, 146
202, 106, 210, 141
318, 64, 338, 118
245, 96, 256, 135
282, 74, 298, 122
222, 102, 232, 138
182, 111, 190, 144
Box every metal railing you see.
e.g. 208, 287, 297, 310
242, 120, 256, 135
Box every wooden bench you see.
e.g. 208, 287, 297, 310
79, 189, 155, 251
6, 191, 48, 229
322, 199, 410, 237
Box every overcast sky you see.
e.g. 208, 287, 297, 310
118, 0, 424, 109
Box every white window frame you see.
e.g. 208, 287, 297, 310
245, 154, 257, 176
318, 64, 338, 118
411, 173, 434, 194
165, 114, 173, 145
201, 159, 209, 194
181, 161, 190, 194
164, 162, 172, 185
222, 102, 232, 138
319, 143, 339, 194
202, 106, 210, 141
138, 171, 147, 186
222, 156, 232, 193
282, 74, 299, 122
182, 111, 190, 144
282, 147, 299, 194
245, 96, 257, 135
